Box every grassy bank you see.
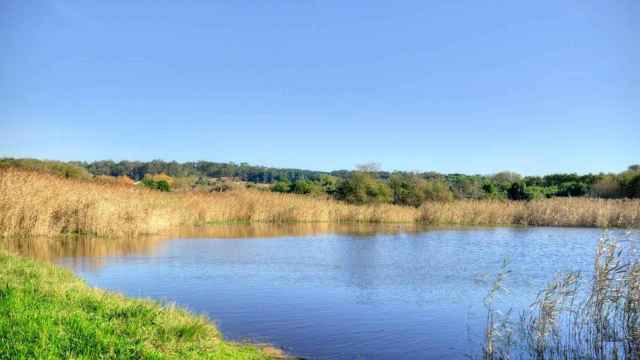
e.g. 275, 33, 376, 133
0, 250, 280, 359
1, 168, 639, 238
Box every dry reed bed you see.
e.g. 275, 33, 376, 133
1, 169, 638, 238
0, 169, 417, 237
419, 198, 640, 228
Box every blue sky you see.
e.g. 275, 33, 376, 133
1, 1, 637, 175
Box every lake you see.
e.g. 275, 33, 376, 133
3, 225, 631, 359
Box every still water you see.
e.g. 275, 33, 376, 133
3, 225, 628, 359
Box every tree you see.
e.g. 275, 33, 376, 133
524, 186, 548, 200
271, 180, 291, 193
591, 175, 621, 198
388, 174, 427, 206
507, 182, 527, 201
493, 171, 522, 184
142, 173, 174, 192
356, 162, 382, 173
623, 173, 640, 198
291, 180, 323, 195
482, 182, 509, 199
335, 170, 391, 204
319, 175, 338, 195
422, 180, 453, 202
555, 182, 588, 197
451, 178, 484, 199
145, 173, 175, 188
155, 180, 171, 192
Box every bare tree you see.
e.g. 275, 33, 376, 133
356, 162, 381, 173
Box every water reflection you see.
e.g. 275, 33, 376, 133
3, 225, 624, 359
1, 223, 430, 267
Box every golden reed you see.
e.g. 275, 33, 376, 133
1, 169, 638, 238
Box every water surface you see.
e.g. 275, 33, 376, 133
3, 225, 629, 359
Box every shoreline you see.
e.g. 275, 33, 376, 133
0, 249, 289, 359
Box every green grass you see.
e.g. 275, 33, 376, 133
0, 250, 277, 360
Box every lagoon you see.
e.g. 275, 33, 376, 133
3, 225, 626, 359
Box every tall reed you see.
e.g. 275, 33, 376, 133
0, 169, 417, 237
419, 199, 640, 228
483, 231, 640, 360
1, 169, 639, 238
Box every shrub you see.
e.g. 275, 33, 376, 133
493, 171, 523, 184
290, 180, 323, 195
592, 175, 622, 198
0, 158, 91, 179
319, 175, 338, 195
141, 178, 171, 192
271, 180, 291, 193
482, 183, 506, 199
524, 185, 548, 200
335, 171, 392, 204
624, 173, 640, 198
556, 181, 588, 197
507, 182, 527, 200
155, 180, 171, 192
389, 174, 426, 207
422, 180, 454, 202
148, 173, 175, 188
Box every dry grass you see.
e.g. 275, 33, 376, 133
419, 198, 640, 228
483, 231, 640, 360
0, 169, 417, 238
1, 169, 639, 238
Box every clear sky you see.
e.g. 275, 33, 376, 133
1, 1, 638, 175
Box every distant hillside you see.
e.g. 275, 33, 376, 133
2, 158, 638, 202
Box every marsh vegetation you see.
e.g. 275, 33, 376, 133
1, 168, 639, 238
1, 159, 639, 359
483, 231, 640, 360
2, 158, 640, 204
4, 226, 629, 359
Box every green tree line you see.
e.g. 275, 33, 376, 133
1, 158, 639, 204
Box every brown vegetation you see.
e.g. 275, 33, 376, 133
1, 169, 639, 238
419, 198, 640, 228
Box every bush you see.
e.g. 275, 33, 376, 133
389, 174, 425, 206
623, 173, 640, 198
524, 185, 548, 200
319, 175, 338, 195
271, 180, 291, 193
141, 178, 171, 192
482, 183, 506, 199
335, 171, 392, 204
291, 180, 324, 195
591, 175, 622, 198
148, 173, 175, 188
492, 171, 522, 184
507, 182, 527, 200
555, 181, 588, 197
155, 180, 171, 192
0, 158, 91, 180
422, 180, 454, 202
